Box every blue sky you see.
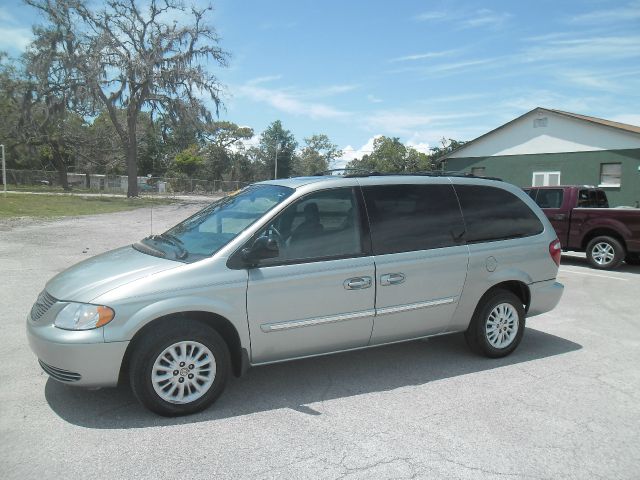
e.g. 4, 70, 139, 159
1, 0, 639, 163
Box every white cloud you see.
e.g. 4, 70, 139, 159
306, 84, 359, 96
338, 135, 381, 166
390, 49, 458, 63
497, 89, 593, 116
414, 11, 447, 22
414, 9, 511, 29
246, 75, 283, 86
235, 83, 351, 120
461, 9, 512, 29
569, 1, 640, 24
428, 58, 499, 73
554, 68, 640, 92
406, 140, 431, 154
387, 57, 502, 77
365, 110, 485, 136
0, 7, 16, 23
367, 94, 383, 103
0, 27, 32, 51
523, 35, 640, 62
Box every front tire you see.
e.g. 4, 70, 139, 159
586, 236, 625, 270
465, 289, 525, 358
129, 323, 230, 416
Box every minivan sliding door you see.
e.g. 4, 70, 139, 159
361, 182, 470, 344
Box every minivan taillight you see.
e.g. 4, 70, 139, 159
549, 238, 562, 266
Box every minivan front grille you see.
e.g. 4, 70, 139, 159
30, 290, 58, 321
38, 360, 82, 383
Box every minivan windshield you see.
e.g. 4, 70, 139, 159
134, 184, 294, 262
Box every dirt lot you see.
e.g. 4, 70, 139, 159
1, 203, 639, 479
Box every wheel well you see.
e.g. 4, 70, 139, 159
119, 311, 245, 386
483, 281, 531, 312
581, 228, 626, 251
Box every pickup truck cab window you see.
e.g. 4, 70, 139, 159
535, 189, 564, 209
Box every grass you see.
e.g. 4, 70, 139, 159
0, 193, 174, 218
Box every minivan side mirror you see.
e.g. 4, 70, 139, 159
241, 235, 279, 265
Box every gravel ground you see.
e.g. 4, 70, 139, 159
1, 203, 639, 480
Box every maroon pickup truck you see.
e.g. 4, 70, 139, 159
524, 186, 640, 270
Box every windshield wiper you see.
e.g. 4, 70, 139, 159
147, 234, 189, 260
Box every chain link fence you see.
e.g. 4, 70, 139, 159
3, 169, 249, 196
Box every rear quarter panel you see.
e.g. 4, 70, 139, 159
446, 178, 559, 332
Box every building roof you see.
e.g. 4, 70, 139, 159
440, 107, 640, 160
548, 109, 640, 135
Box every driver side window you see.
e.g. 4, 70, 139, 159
259, 187, 363, 265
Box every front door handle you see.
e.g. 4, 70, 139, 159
344, 276, 372, 290
380, 273, 405, 286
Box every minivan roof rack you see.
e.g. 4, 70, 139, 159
310, 169, 502, 181
311, 168, 381, 177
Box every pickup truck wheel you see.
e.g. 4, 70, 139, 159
129, 323, 230, 416
465, 289, 525, 358
625, 253, 640, 266
586, 236, 624, 270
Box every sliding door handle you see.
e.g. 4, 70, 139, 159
380, 273, 405, 286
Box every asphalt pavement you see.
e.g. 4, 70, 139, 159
1, 204, 639, 479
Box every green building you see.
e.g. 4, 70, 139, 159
442, 108, 640, 207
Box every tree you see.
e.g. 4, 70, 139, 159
200, 121, 253, 181
430, 138, 467, 166
294, 134, 341, 176
346, 136, 430, 173
0, 50, 89, 188
174, 145, 204, 176
0, 55, 36, 170
256, 120, 297, 179
26, 0, 229, 196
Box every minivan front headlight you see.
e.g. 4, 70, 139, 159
54, 303, 115, 330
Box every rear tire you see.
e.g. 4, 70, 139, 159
129, 322, 230, 416
586, 236, 625, 270
465, 289, 525, 358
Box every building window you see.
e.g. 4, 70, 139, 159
471, 167, 485, 177
599, 163, 621, 187
532, 171, 561, 187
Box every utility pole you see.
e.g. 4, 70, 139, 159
1, 144, 6, 196
274, 135, 279, 180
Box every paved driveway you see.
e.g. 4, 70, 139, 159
1, 204, 639, 479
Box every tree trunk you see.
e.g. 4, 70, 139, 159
52, 145, 70, 190
126, 117, 138, 197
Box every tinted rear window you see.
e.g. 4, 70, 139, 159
454, 185, 544, 243
578, 189, 608, 208
363, 184, 465, 254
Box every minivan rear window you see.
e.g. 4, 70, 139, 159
362, 184, 465, 255
454, 185, 544, 243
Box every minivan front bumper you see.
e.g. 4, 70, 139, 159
27, 319, 128, 388
527, 279, 564, 317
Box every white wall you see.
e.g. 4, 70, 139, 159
448, 110, 640, 158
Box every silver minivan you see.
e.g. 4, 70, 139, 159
28, 174, 564, 416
